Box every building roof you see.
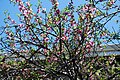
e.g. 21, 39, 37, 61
89, 44, 120, 56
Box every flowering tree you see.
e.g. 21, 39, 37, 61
0, 0, 120, 79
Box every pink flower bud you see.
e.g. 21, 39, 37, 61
56, 9, 60, 14
44, 49, 47, 54
7, 16, 11, 20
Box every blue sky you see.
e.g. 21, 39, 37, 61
0, 0, 85, 26
0, 1, 17, 26
0, 0, 119, 44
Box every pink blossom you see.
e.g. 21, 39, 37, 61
44, 49, 47, 54
82, 4, 96, 13
51, 56, 58, 61
54, 37, 59, 43
37, 9, 41, 13
68, 13, 71, 16
61, 35, 68, 41
53, 57, 58, 61
76, 29, 82, 34
56, 9, 60, 14
110, 0, 114, 4
44, 37, 49, 42
20, 50, 29, 53
35, 18, 38, 23
11, 20, 16, 24
5, 31, 9, 35
18, 2, 26, 14
48, 59, 51, 63
18, 24, 24, 28
89, 73, 93, 80
42, 8, 46, 13
19, 5, 25, 13
86, 44, 90, 49
51, 0, 59, 6
19, 2, 24, 8
26, 26, 30, 31
47, 55, 58, 63
86, 41, 94, 50
7, 35, 12, 40
82, 5, 89, 12
23, 10, 29, 17
16, 0, 21, 3
70, 21, 76, 26
19, 6, 22, 12
103, 40, 107, 42
55, 21, 60, 25
89, 41, 94, 47
26, 2, 30, 7
19, 1, 23, 6
89, 7, 96, 12
47, 27, 51, 30
79, 14, 84, 20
